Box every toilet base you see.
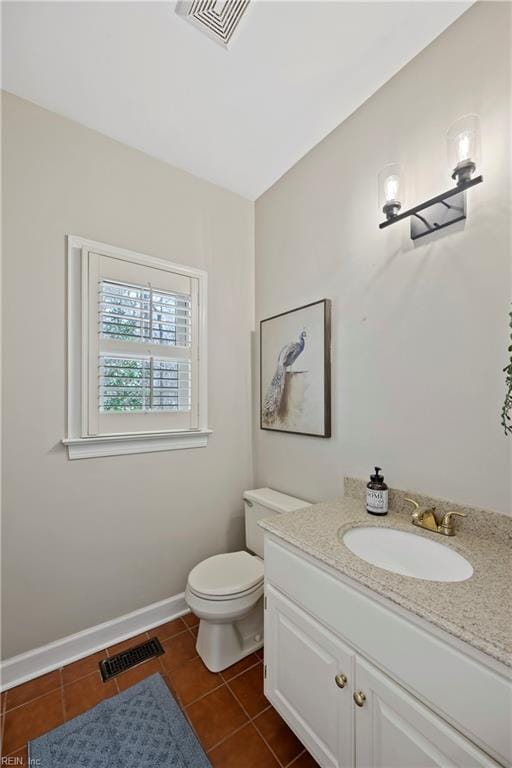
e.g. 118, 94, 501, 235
195, 598, 263, 672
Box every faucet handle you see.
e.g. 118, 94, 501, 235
405, 498, 421, 523
404, 498, 420, 517
439, 511, 466, 536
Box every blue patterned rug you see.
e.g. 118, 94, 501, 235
29, 673, 211, 768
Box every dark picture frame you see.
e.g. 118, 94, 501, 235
260, 299, 331, 438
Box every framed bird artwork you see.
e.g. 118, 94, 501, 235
260, 299, 331, 437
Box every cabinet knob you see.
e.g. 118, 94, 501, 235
353, 691, 366, 707
334, 674, 347, 689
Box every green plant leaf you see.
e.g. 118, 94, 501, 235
502, 307, 512, 436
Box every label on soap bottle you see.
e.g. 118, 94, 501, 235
367, 489, 389, 515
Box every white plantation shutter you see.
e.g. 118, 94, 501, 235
84, 252, 199, 436
98, 281, 193, 413
99, 357, 192, 413
98, 281, 192, 348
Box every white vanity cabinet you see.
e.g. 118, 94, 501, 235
354, 658, 499, 768
263, 535, 511, 768
265, 584, 354, 768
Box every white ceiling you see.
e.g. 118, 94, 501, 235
2, 1, 472, 200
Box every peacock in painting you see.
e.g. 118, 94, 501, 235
262, 330, 307, 424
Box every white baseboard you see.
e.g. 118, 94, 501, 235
0, 592, 189, 691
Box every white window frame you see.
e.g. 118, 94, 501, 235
63, 235, 210, 459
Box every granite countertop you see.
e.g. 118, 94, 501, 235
259, 480, 512, 668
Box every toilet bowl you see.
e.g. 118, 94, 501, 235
185, 551, 264, 672
185, 488, 310, 672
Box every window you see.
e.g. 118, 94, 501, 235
64, 237, 209, 459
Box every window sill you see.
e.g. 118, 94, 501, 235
62, 430, 212, 459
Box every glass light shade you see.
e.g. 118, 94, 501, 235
378, 163, 402, 218
446, 114, 481, 183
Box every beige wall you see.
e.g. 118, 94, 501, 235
255, 3, 511, 514
1, 92, 255, 658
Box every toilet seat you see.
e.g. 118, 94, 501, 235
187, 551, 263, 600
188, 580, 263, 602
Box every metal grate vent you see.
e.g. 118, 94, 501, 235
99, 637, 164, 682
176, 0, 251, 48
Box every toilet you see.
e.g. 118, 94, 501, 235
185, 487, 309, 672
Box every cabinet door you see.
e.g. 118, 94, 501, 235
265, 584, 355, 768
354, 657, 500, 768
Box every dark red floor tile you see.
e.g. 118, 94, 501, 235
150, 618, 187, 643
63, 671, 117, 719
227, 663, 268, 718
289, 750, 320, 767
167, 657, 222, 706
160, 631, 197, 673
5, 670, 61, 711
208, 722, 280, 767
3, 689, 63, 755
182, 612, 200, 628
254, 706, 304, 766
186, 685, 248, 751
61, 650, 106, 685
221, 653, 260, 682
4, 745, 28, 765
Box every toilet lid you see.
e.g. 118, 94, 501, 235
188, 551, 264, 598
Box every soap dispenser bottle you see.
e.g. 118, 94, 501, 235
366, 467, 389, 516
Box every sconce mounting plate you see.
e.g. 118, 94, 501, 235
379, 175, 483, 240
410, 190, 466, 240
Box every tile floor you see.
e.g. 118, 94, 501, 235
0, 613, 319, 767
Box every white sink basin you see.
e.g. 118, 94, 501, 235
342, 527, 473, 582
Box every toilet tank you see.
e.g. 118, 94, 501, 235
243, 488, 310, 558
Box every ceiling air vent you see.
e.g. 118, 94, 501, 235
175, 0, 251, 48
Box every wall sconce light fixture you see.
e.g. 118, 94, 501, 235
378, 163, 403, 220
447, 114, 481, 186
378, 115, 483, 240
